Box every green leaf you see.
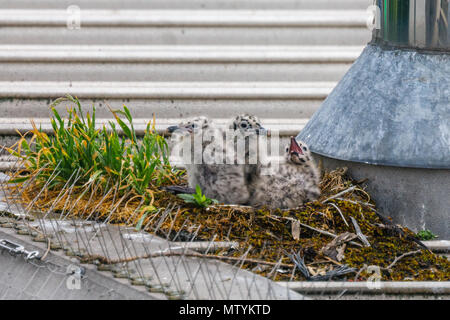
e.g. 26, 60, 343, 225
122, 105, 133, 123
177, 193, 195, 201
114, 115, 133, 141
135, 205, 157, 231
7, 176, 30, 184
416, 230, 438, 241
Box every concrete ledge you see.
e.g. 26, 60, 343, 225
0, 228, 163, 300
423, 241, 450, 253
277, 281, 450, 294
0, 222, 307, 300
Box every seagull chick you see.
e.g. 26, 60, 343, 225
227, 114, 267, 185
168, 116, 250, 205
229, 114, 266, 136
247, 137, 321, 209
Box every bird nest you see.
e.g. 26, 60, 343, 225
12, 166, 450, 282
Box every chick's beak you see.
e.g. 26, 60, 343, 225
167, 125, 179, 133
289, 136, 303, 155
168, 125, 194, 134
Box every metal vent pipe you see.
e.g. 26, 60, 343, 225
297, 0, 449, 237
373, 0, 449, 50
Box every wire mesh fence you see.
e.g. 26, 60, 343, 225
0, 158, 307, 300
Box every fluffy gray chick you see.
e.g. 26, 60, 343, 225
247, 136, 321, 209
168, 116, 250, 205
227, 114, 266, 186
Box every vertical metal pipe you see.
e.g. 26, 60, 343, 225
374, 0, 450, 50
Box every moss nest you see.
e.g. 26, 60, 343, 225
13, 167, 449, 282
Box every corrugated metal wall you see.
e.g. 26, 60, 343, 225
0, 0, 371, 152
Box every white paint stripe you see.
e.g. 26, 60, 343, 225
0, 81, 335, 99
0, 45, 363, 63
0, 10, 370, 27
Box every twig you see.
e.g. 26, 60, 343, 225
210, 204, 253, 210
321, 186, 357, 203
383, 250, 421, 270
269, 215, 334, 237
328, 202, 349, 227
82, 250, 295, 269
323, 256, 343, 266
299, 222, 337, 238
350, 216, 371, 247
335, 197, 375, 208
270, 215, 362, 248
300, 223, 361, 248
40, 238, 51, 261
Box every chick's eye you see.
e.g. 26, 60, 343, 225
191, 123, 198, 128
240, 122, 248, 128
